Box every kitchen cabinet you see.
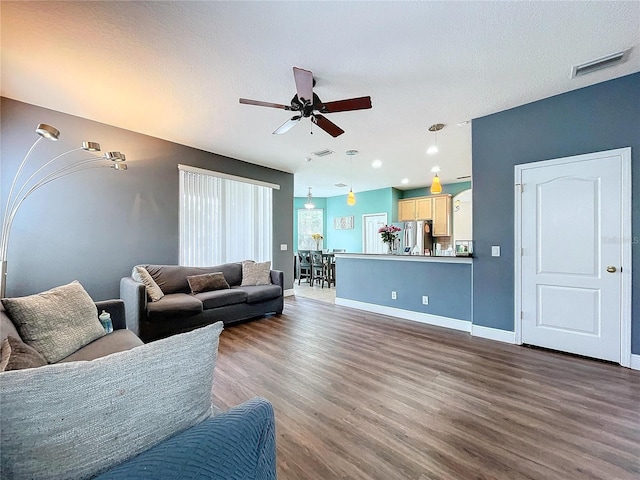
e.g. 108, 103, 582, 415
415, 197, 433, 220
432, 195, 452, 236
398, 199, 416, 222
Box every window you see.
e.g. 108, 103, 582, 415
179, 165, 277, 266
297, 208, 324, 250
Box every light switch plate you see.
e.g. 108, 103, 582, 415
280, 244, 287, 251
492, 246, 501, 257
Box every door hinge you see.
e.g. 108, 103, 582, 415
520, 311, 523, 320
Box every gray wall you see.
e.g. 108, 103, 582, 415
336, 257, 472, 321
472, 72, 639, 354
1, 98, 294, 300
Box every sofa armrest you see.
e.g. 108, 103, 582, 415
120, 277, 146, 337
270, 270, 284, 290
95, 299, 126, 331
95, 397, 276, 480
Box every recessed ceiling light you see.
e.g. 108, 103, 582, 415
430, 166, 441, 173
401, 178, 409, 185
372, 159, 382, 168
305, 157, 312, 162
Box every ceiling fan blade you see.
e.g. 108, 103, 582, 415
240, 98, 291, 110
319, 96, 372, 113
273, 115, 301, 135
293, 67, 314, 104
312, 114, 345, 137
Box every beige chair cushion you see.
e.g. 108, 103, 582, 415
134, 266, 165, 302
240, 261, 272, 286
1, 281, 106, 363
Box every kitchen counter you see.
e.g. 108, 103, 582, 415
335, 253, 472, 264
334, 253, 473, 332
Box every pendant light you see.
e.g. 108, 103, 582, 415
346, 150, 358, 206
427, 123, 444, 155
430, 165, 442, 194
304, 187, 315, 209
430, 174, 442, 194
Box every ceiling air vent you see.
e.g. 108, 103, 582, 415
334, 183, 348, 188
571, 48, 631, 78
312, 149, 334, 157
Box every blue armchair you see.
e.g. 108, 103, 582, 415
96, 397, 276, 479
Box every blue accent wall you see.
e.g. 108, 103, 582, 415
472, 73, 640, 354
336, 257, 472, 321
402, 181, 472, 199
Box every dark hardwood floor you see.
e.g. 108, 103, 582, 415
212, 297, 640, 480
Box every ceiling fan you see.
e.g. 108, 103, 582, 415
239, 67, 372, 138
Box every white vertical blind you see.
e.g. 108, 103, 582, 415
179, 167, 273, 266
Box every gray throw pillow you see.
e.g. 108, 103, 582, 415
1, 281, 106, 363
0, 321, 224, 480
0, 336, 48, 371
187, 272, 230, 294
241, 260, 272, 286
134, 266, 164, 302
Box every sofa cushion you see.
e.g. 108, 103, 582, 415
187, 272, 230, 294
0, 336, 48, 371
144, 263, 243, 294
0, 322, 223, 480
146, 293, 204, 321
234, 285, 282, 304
134, 266, 165, 302
241, 261, 272, 286
1, 281, 106, 363
0, 303, 21, 343
58, 330, 144, 362
195, 289, 247, 309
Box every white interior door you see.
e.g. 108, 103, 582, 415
363, 213, 387, 254
517, 149, 630, 363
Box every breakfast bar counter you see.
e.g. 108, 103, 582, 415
334, 253, 473, 332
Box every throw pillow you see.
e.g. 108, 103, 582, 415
0, 336, 48, 372
1, 280, 106, 363
0, 321, 224, 480
187, 272, 230, 294
135, 266, 165, 302
241, 260, 272, 286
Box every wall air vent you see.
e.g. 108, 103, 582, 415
457, 175, 471, 180
312, 149, 334, 157
571, 48, 631, 78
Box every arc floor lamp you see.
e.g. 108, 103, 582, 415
0, 123, 127, 297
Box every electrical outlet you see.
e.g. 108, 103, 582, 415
391, 291, 397, 300
422, 296, 429, 305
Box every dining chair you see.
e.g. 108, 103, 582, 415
297, 250, 312, 285
310, 251, 325, 287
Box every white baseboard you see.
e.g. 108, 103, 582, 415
335, 297, 471, 333
471, 324, 516, 344
283, 289, 295, 297
631, 354, 640, 371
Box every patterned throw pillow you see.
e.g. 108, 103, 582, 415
0, 336, 47, 371
187, 272, 230, 294
134, 266, 165, 302
1, 281, 106, 363
240, 261, 272, 286
0, 322, 223, 480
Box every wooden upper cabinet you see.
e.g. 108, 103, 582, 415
432, 195, 452, 236
415, 197, 433, 220
398, 199, 416, 222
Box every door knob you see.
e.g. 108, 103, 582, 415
606, 266, 617, 273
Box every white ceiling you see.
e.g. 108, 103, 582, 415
2, 1, 639, 197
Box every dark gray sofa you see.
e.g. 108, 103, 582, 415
0, 299, 143, 362
121, 262, 284, 342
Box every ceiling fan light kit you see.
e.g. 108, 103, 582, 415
240, 67, 372, 138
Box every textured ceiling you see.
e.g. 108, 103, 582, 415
2, 1, 639, 197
